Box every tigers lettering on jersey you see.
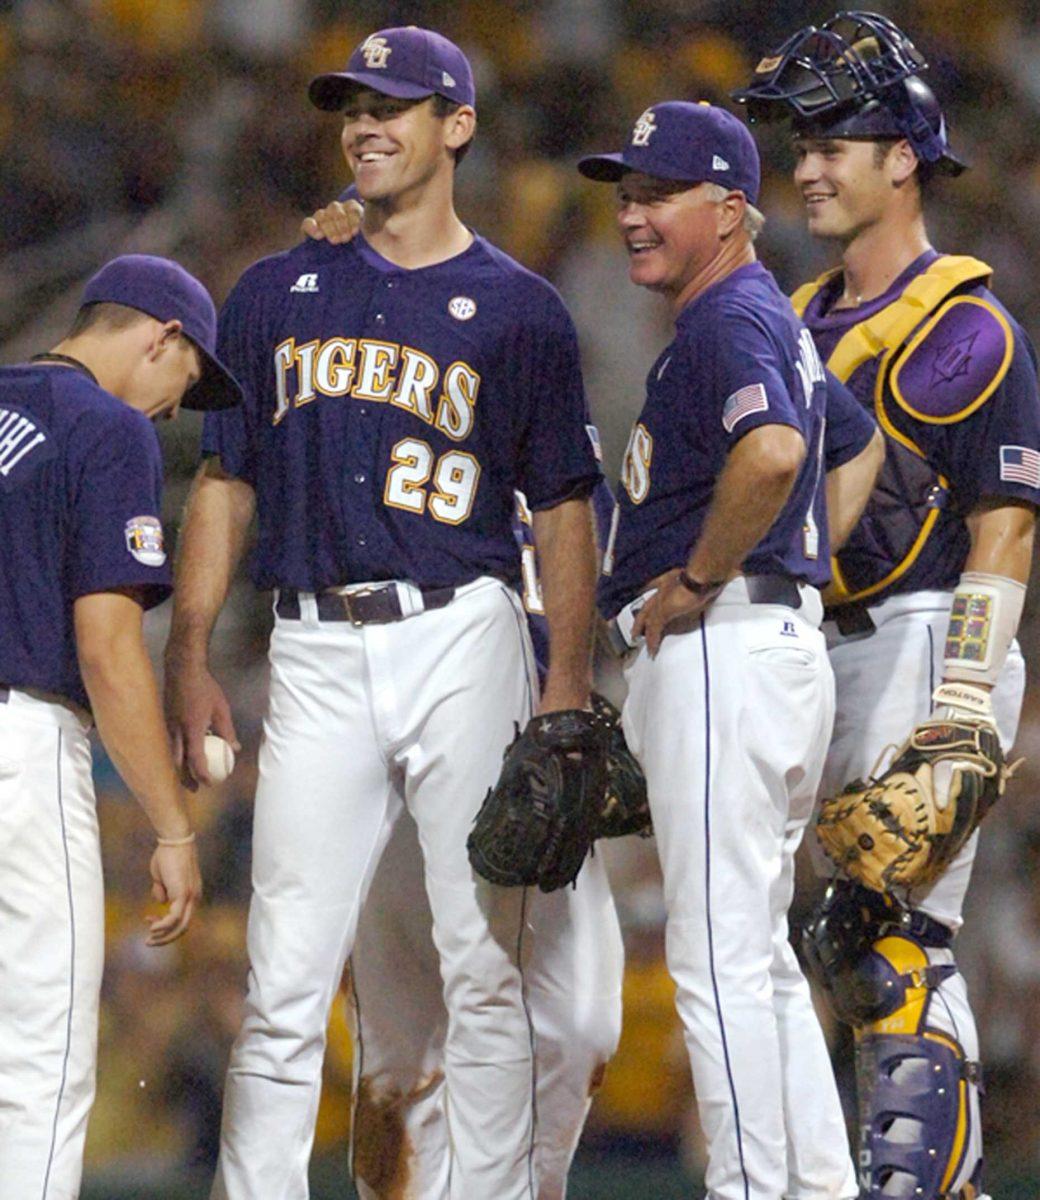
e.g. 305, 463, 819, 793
204, 233, 601, 593
272, 337, 480, 441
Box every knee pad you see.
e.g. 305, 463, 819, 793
855, 1030, 981, 1199
802, 881, 954, 1025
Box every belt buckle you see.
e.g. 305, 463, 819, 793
340, 584, 381, 627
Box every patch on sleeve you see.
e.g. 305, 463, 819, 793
890, 296, 1013, 424
1000, 445, 1040, 488
585, 423, 603, 462
124, 515, 167, 566
722, 383, 769, 433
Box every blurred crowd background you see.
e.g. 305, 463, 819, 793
3, 0, 1040, 1195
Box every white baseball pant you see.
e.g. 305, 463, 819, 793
0, 688, 102, 1200
620, 577, 857, 1200
212, 577, 558, 1200
348, 809, 624, 1199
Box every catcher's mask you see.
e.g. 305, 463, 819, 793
731, 10, 966, 177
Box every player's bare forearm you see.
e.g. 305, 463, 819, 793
77, 591, 192, 837
166, 458, 256, 662
76, 585, 204, 941
74, 592, 203, 942
687, 424, 806, 582
826, 426, 884, 551
531, 496, 598, 712
964, 499, 1036, 583
164, 459, 255, 774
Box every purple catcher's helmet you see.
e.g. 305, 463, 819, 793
731, 10, 966, 176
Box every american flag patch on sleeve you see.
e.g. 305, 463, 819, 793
722, 383, 769, 433
999, 445, 1040, 488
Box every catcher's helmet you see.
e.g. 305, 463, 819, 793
731, 10, 966, 176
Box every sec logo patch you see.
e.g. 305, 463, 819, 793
449, 296, 476, 321
124, 515, 166, 567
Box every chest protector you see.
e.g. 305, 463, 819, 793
792, 256, 993, 606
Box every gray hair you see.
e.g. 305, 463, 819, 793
702, 182, 765, 241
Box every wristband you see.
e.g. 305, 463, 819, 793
942, 571, 1025, 687
156, 831, 196, 847
678, 569, 724, 599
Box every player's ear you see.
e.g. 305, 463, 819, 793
444, 105, 476, 153
888, 139, 919, 187
717, 190, 746, 240
152, 319, 184, 359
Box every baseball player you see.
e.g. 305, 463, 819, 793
162, 27, 606, 1200
0, 254, 239, 1199
735, 13, 1040, 1199
580, 101, 881, 1200
301, 183, 627, 1199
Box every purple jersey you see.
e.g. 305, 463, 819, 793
203, 234, 601, 592
0, 366, 171, 709
516, 478, 617, 679
599, 262, 841, 618
800, 250, 1040, 600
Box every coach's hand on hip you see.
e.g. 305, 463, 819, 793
633, 568, 723, 657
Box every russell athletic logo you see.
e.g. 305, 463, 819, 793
291, 274, 319, 294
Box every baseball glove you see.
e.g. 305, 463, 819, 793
589, 693, 652, 840
467, 708, 609, 893
816, 717, 1017, 893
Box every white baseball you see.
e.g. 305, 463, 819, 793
203, 733, 236, 784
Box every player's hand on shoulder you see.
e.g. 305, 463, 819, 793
301, 199, 363, 245
146, 840, 202, 946
163, 656, 239, 790
632, 570, 713, 658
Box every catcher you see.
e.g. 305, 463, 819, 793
736, 12, 1039, 1199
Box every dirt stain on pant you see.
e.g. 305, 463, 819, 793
352, 1071, 445, 1199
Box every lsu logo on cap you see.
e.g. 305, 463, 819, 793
361, 35, 392, 69
125, 515, 166, 567
449, 296, 476, 321
631, 109, 657, 147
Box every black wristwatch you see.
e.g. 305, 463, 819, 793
677, 569, 725, 598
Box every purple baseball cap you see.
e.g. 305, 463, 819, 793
578, 101, 761, 205
82, 254, 241, 411
309, 27, 475, 112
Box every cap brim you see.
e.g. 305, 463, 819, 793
576, 153, 629, 182
308, 71, 434, 112
181, 346, 243, 413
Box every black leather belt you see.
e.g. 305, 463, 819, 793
744, 574, 803, 609
824, 604, 877, 639
276, 584, 456, 626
